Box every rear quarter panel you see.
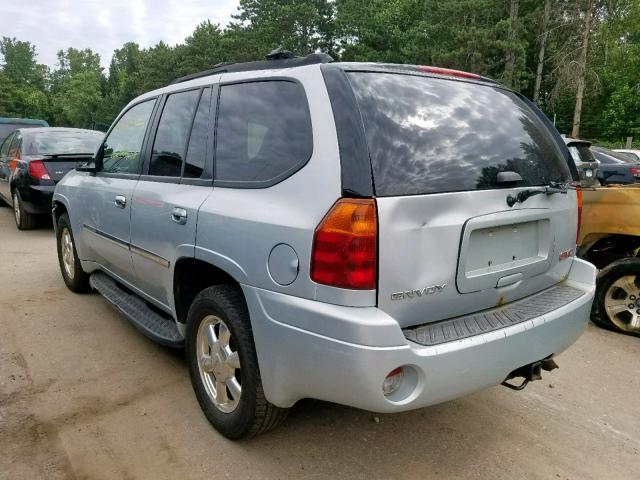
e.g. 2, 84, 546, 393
195, 66, 374, 305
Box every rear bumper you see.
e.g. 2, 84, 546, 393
243, 258, 596, 412
18, 185, 54, 215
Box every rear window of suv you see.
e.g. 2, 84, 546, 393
348, 72, 571, 196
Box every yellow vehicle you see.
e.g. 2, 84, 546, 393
578, 184, 640, 336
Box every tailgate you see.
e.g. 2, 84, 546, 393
377, 190, 577, 327
346, 70, 577, 328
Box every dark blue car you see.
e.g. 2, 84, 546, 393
592, 146, 640, 185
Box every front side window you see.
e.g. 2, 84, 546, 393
215, 81, 313, 185
102, 99, 156, 174
149, 89, 200, 177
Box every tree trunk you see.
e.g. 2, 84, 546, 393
503, 0, 519, 89
571, 0, 593, 138
533, 0, 551, 104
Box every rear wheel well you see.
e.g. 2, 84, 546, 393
584, 234, 640, 269
173, 258, 240, 324
52, 201, 67, 225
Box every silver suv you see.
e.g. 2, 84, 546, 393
53, 54, 596, 439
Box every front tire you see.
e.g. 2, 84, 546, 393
56, 213, 91, 293
591, 257, 640, 336
13, 191, 37, 230
186, 285, 288, 439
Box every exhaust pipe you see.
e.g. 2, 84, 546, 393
501, 356, 559, 391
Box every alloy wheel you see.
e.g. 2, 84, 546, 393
196, 315, 242, 413
604, 274, 640, 333
13, 193, 20, 226
60, 227, 75, 279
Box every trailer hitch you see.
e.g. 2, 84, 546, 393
501, 357, 558, 391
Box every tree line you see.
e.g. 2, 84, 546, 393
0, 0, 638, 145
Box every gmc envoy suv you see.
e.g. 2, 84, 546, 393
53, 53, 596, 439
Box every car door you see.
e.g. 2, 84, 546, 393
76, 98, 157, 284
0, 132, 15, 201
129, 86, 214, 310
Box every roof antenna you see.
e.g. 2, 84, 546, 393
266, 47, 296, 60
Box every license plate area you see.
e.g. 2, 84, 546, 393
457, 209, 553, 293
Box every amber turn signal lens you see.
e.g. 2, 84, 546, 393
310, 198, 377, 290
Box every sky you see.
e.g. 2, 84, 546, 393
0, 0, 239, 69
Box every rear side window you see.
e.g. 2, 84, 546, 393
0, 133, 14, 157
9, 133, 22, 158
215, 81, 312, 186
150, 89, 200, 177
348, 72, 571, 196
184, 87, 212, 179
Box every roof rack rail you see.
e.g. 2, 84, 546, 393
171, 51, 334, 85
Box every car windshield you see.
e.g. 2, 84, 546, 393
347, 71, 571, 196
25, 131, 104, 156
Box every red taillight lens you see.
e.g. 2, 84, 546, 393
28, 160, 51, 181
576, 188, 583, 244
418, 65, 481, 79
630, 167, 640, 177
311, 198, 377, 290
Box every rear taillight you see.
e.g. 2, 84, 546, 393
576, 188, 583, 244
630, 167, 640, 177
28, 160, 51, 181
311, 198, 377, 290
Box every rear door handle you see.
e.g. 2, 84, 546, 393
114, 195, 127, 209
171, 207, 187, 225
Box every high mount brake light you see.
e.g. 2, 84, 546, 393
311, 198, 377, 290
418, 65, 481, 80
28, 160, 51, 181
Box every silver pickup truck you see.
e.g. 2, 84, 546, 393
53, 53, 596, 438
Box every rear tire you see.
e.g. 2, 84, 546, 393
591, 257, 640, 336
56, 213, 91, 293
186, 285, 288, 439
13, 191, 37, 230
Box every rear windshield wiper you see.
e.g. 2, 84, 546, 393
506, 181, 568, 207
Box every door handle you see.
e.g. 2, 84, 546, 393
171, 207, 188, 225
114, 195, 127, 209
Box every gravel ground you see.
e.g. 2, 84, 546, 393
1, 206, 639, 480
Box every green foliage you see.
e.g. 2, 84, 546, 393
0, 0, 636, 141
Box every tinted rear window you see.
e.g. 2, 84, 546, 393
25, 131, 103, 155
348, 72, 571, 196
567, 143, 596, 166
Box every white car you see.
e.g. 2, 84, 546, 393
614, 149, 640, 162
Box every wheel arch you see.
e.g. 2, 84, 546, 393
173, 257, 246, 324
582, 233, 640, 269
